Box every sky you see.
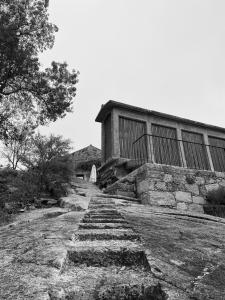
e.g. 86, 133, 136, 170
39, 0, 225, 151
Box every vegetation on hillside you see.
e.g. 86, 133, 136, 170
0, 0, 79, 224
0, 134, 73, 224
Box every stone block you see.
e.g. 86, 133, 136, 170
140, 193, 149, 205
215, 171, 225, 178
188, 203, 204, 214
137, 179, 155, 194
219, 180, 225, 187
207, 178, 217, 184
175, 191, 192, 203
205, 184, 219, 193
155, 181, 167, 191
147, 170, 164, 179
192, 196, 206, 205
199, 185, 207, 196
176, 202, 188, 211
195, 177, 205, 185
173, 174, 186, 183
146, 191, 176, 207
164, 174, 173, 183
185, 184, 199, 195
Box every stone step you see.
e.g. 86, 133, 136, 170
74, 229, 140, 241
84, 214, 122, 219
49, 267, 170, 300
89, 199, 115, 205
81, 218, 128, 223
67, 240, 150, 269
95, 193, 139, 202
87, 209, 118, 214
79, 222, 132, 230
88, 204, 116, 210
97, 279, 167, 300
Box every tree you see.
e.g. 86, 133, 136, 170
21, 133, 73, 193
21, 133, 72, 167
0, 0, 79, 134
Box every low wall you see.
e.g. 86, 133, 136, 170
105, 163, 225, 213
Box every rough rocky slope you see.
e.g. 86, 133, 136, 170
0, 181, 225, 299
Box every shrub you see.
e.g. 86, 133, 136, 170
206, 186, 225, 205
1, 169, 40, 212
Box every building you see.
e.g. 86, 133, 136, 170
95, 100, 225, 173
70, 145, 101, 181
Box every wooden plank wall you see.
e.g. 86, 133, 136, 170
152, 124, 182, 166
119, 117, 146, 159
209, 136, 225, 172
182, 130, 210, 170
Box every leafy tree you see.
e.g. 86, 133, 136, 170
0, 0, 79, 135
21, 133, 73, 194
1, 96, 38, 169
21, 133, 71, 167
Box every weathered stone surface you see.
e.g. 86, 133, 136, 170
143, 191, 176, 207
155, 181, 167, 191
60, 194, 89, 211
137, 179, 154, 194
121, 202, 225, 300
74, 229, 140, 241
117, 163, 225, 213
176, 202, 188, 211
192, 196, 206, 205
207, 178, 217, 184
215, 171, 225, 178
67, 240, 149, 268
163, 174, 173, 183
184, 183, 199, 195
1, 179, 225, 299
188, 203, 204, 213
195, 176, 205, 185
79, 222, 132, 229
219, 179, 225, 187
175, 191, 192, 203
205, 183, 220, 192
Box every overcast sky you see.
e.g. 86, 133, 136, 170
39, 0, 225, 151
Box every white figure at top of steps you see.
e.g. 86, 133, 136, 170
89, 165, 97, 183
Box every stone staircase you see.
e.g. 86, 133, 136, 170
55, 194, 169, 299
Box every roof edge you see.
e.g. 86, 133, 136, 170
95, 100, 225, 134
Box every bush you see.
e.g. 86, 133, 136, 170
206, 186, 225, 205
0, 169, 40, 212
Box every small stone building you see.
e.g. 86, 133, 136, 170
96, 100, 225, 172
70, 145, 101, 181
95, 101, 225, 213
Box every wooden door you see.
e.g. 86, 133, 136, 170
152, 124, 181, 166
209, 136, 225, 172
182, 130, 210, 170
119, 117, 146, 159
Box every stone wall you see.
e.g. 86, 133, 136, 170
104, 163, 225, 213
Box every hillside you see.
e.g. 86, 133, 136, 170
0, 180, 225, 299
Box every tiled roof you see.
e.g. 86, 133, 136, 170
71, 145, 101, 162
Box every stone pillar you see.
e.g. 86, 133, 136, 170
177, 129, 187, 168
111, 108, 120, 158
147, 122, 155, 163
204, 134, 214, 171
101, 123, 105, 163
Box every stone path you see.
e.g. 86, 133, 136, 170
2, 180, 223, 299
51, 194, 185, 300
